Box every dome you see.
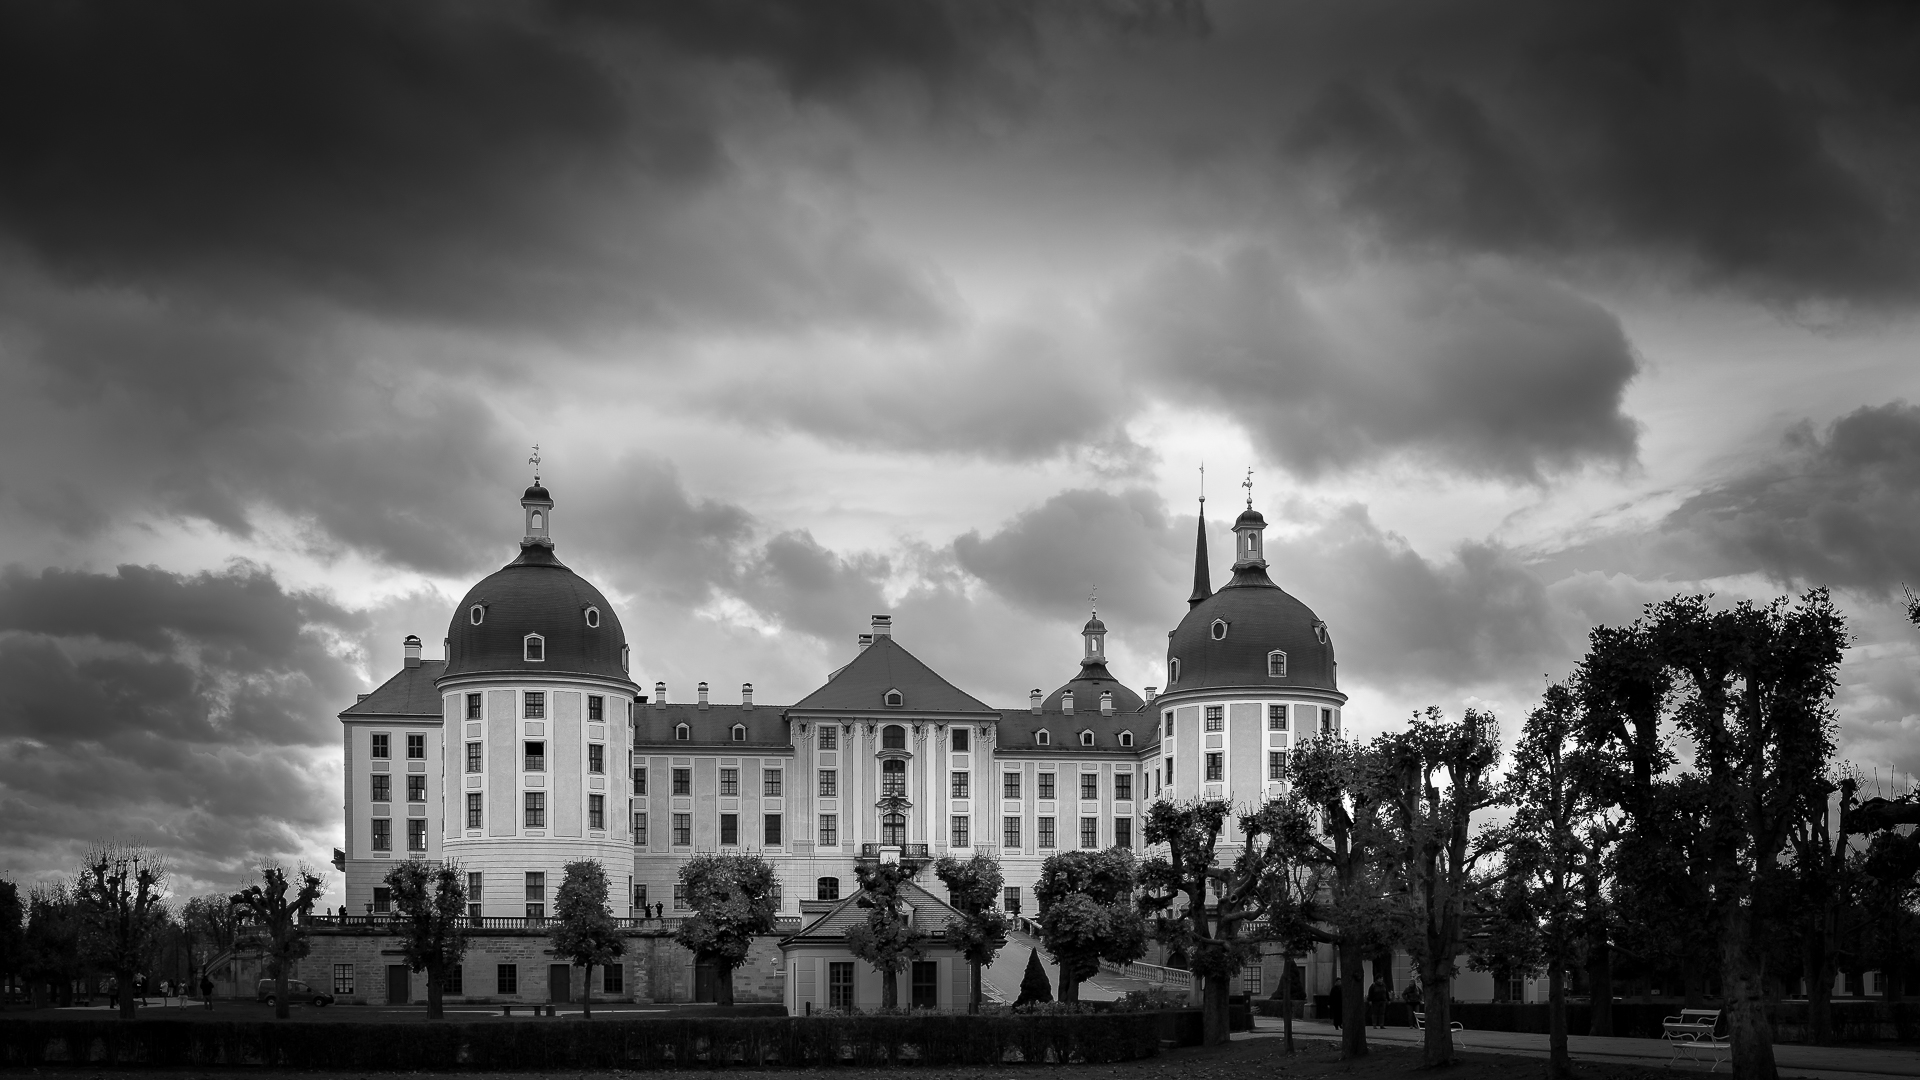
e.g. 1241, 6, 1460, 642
1165, 565, 1335, 693
1040, 665, 1145, 714
1082, 615, 1107, 634
523, 483, 552, 503
444, 543, 631, 682
1234, 508, 1266, 529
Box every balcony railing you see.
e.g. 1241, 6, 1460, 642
857, 843, 929, 859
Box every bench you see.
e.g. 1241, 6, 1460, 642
1413, 1010, 1462, 1031
1662, 1009, 1729, 1072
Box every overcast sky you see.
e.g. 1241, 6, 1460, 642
3, 0, 1919, 908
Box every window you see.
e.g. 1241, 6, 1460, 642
467, 871, 482, 911
817, 876, 840, 901
672, 813, 691, 845
1081, 817, 1098, 848
524, 692, 545, 719
720, 813, 738, 845
951, 772, 969, 798
731, 724, 746, 741
633, 811, 647, 845
1038, 817, 1056, 848
470, 604, 485, 626
1270, 704, 1290, 731
466, 693, 482, 720
1164, 712, 1173, 737
1205, 706, 1223, 732
408, 819, 427, 851
1321, 708, 1336, 735
585, 606, 601, 629
1003, 816, 1021, 848
1116, 818, 1132, 849
1206, 753, 1223, 781
818, 769, 837, 797
673, 884, 688, 909
881, 811, 906, 845
333, 964, 355, 996
952, 815, 970, 847
1314, 621, 1328, 644
1119, 730, 1134, 747
673, 768, 690, 795
1080, 774, 1098, 800
764, 813, 782, 845
1211, 618, 1228, 641
1003, 886, 1020, 913
372, 819, 391, 851
443, 965, 463, 994
829, 962, 855, 1010
589, 794, 605, 830
373, 886, 391, 913
525, 873, 544, 919
912, 960, 939, 1009
372, 733, 390, 759
820, 726, 838, 750
588, 695, 604, 721
524, 741, 544, 771
497, 965, 517, 994
524, 792, 546, 828
952, 728, 969, 751
407, 775, 426, 802
882, 725, 906, 749
466, 792, 482, 828
1268, 651, 1287, 678
819, 814, 838, 846
371, 774, 392, 803
603, 964, 622, 993
1003, 772, 1021, 798
1166, 756, 1173, 781
1270, 751, 1288, 780
720, 768, 738, 796
1115, 774, 1132, 801
1035, 729, 1050, 746
466, 742, 482, 773
1168, 658, 1181, 683
1245, 967, 1264, 995
524, 634, 545, 662
876, 758, 904, 796
884, 689, 904, 708
1080, 730, 1094, 747
763, 769, 783, 797
1037, 773, 1055, 800
674, 723, 689, 741
588, 744, 604, 774
634, 765, 647, 794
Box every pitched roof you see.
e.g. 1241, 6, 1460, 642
781, 878, 966, 946
340, 661, 447, 719
790, 635, 995, 714
994, 707, 1159, 754
634, 703, 791, 749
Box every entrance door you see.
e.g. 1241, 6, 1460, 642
911, 961, 939, 1009
548, 964, 571, 1003
694, 963, 718, 1002
386, 965, 410, 1005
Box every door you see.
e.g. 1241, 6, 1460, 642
386, 965, 410, 1005
911, 961, 939, 1009
694, 963, 718, 1003
548, 964, 571, 1003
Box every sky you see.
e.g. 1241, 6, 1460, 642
2, 0, 1919, 909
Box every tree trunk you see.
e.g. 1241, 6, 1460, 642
1548, 956, 1571, 1080
583, 964, 593, 1018
1060, 964, 1080, 1003
1723, 904, 1779, 1080
1807, 913, 1836, 1044
1421, 963, 1454, 1068
1339, 939, 1368, 1058
117, 967, 136, 1020
1201, 973, 1231, 1046
1585, 892, 1614, 1037
426, 959, 443, 1020
717, 963, 736, 1006
969, 960, 982, 1014
881, 968, 897, 1008
274, 966, 290, 1020
1281, 956, 1296, 1054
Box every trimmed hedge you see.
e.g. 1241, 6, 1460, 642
0, 1010, 1201, 1069
1292, 999, 1920, 1044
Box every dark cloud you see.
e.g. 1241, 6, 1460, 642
954, 487, 1183, 635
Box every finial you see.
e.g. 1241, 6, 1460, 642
529, 444, 542, 485
1243, 466, 1253, 509
1089, 584, 1098, 617
1199, 462, 1206, 504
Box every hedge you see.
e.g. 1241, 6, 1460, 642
1295, 998, 1920, 1044
0, 1010, 1202, 1069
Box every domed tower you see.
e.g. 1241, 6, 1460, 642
437, 477, 639, 919
1154, 482, 1344, 806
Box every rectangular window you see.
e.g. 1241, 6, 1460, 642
1115, 818, 1132, 849
589, 794, 605, 830
763, 769, 783, 797
1003, 772, 1021, 799
371, 819, 391, 851
1003, 887, 1020, 912
525, 872, 544, 919
1115, 774, 1132, 801
673, 884, 688, 909
820, 726, 837, 750
524, 791, 546, 828
371, 774, 391, 803
466, 693, 482, 720
952, 815, 970, 847
1269, 704, 1290, 731
952, 728, 970, 752
951, 772, 969, 798
407, 733, 425, 759
467, 871, 482, 905
819, 813, 838, 846
818, 769, 836, 797
333, 964, 355, 996
912, 960, 939, 1009
1080, 774, 1097, 800
466, 792, 482, 828
407, 775, 426, 802
588, 695, 604, 721
633, 765, 647, 795
442, 964, 463, 994
524, 741, 545, 772
764, 813, 783, 845
673, 813, 691, 846
1081, 817, 1098, 848
633, 811, 647, 845
1164, 712, 1173, 737
1037, 773, 1055, 800
373, 886, 391, 913
721, 813, 739, 844
371, 733, 390, 759
719, 767, 738, 796
1206, 752, 1223, 781
524, 691, 545, 719
672, 768, 691, 795
1270, 751, 1288, 780
1003, 816, 1021, 848
497, 965, 517, 994
1245, 967, 1263, 994
1038, 817, 1055, 848
588, 744, 604, 774
466, 741, 482, 773
828, 962, 855, 1010
1205, 706, 1224, 732
603, 963, 623, 994
633, 883, 647, 910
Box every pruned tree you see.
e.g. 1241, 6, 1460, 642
229, 863, 323, 1020
73, 844, 170, 1020
844, 861, 925, 1008
386, 860, 470, 1019
933, 852, 1007, 1013
672, 853, 777, 1007
1034, 848, 1145, 1003
1258, 855, 1324, 1055
1787, 771, 1862, 1042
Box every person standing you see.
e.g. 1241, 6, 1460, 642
200, 973, 215, 1010
1368, 977, 1389, 1028
1404, 978, 1424, 1027
1328, 979, 1344, 1029
135, 972, 147, 1006
108, 976, 119, 1011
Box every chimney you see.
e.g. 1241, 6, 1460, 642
1145, 686, 1158, 702
1063, 692, 1075, 715
403, 635, 421, 668
742, 683, 754, 710
697, 682, 710, 709
1100, 691, 1114, 715
858, 633, 874, 651
654, 682, 667, 709
870, 614, 892, 638
1029, 689, 1043, 714
357, 693, 370, 702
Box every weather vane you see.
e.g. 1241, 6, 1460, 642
1243, 466, 1253, 508
529, 444, 542, 485
1199, 462, 1206, 504
1089, 584, 1098, 615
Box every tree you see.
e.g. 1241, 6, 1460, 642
672, 853, 777, 1007
1014, 946, 1052, 1006
1466, 870, 1543, 1002
1258, 856, 1324, 1055
23, 885, 81, 1006
72, 844, 169, 1020
844, 861, 926, 1008
1034, 848, 1146, 1003
180, 894, 240, 991
385, 861, 471, 1020
1786, 772, 1862, 1042
229, 863, 324, 1020
0, 879, 24, 1002
550, 860, 624, 1017
933, 852, 1007, 1013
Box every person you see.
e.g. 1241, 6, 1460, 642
108, 976, 119, 1010
200, 973, 214, 1010
1405, 978, 1424, 1027
1328, 979, 1343, 1029
1368, 977, 1389, 1028
135, 972, 147, 1006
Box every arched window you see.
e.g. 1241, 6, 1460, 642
883, 688, 904, 708
882, 725, 906, 750
1168, 658, 1181, 683
1119, 730, 1134, 747
1268, 650, 1287, 677
731, 724, 746, 742
469, 604, 485, 626
674, 723, 690, 741
817, 877, 840, 901
530, 510, 544, 530
1313, 621, 1328, 644
1079, 730, 1094, 747
621, 644, 630, 673
585, 606, 600, 628
524, 633, 545, 661
881, 758, 906, 796
1035, 729, 1051, 746
1211, 619, 1229, 641
880, 812, 907, 846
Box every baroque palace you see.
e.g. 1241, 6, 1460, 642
308, 477, 1348, 1009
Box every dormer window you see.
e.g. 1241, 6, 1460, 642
1119, 730, 1134, 747
674, 723, 690, 741
731, 724, 746, 742
621, 644, 630, 673
1313, 621, 1328, 644
524, 633, 545, 662
1168, 658, 1181, 683
1079, 730, 1094, 747
469, 604, 486, 626
1036, 729, 1051, 746
1211, 619, 1229, 641
1268, 650, 1287, 677
883, 688, 904, 708
584, 606, 600, 628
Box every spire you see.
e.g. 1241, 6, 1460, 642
1188, 466, 1212, 607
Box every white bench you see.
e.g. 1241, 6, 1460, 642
1413, 1010, 1462, 1031
1662, 1009, 1729, 1072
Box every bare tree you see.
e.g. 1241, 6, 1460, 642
229, 863, 324, 1020
72, 843, 169, 1020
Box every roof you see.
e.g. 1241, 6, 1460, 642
790, 635, 995, 714
1165, 563, 1337, 693
444, 543, 632, 684
781, 878, 967, 947
523, 484, 551, 503
634, 703, 791, 749
341, 661, 447, 719
995, 705, 1157, 753
1038, 660, 1145, 716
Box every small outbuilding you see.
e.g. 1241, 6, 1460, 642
780, 878, 971, 1013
